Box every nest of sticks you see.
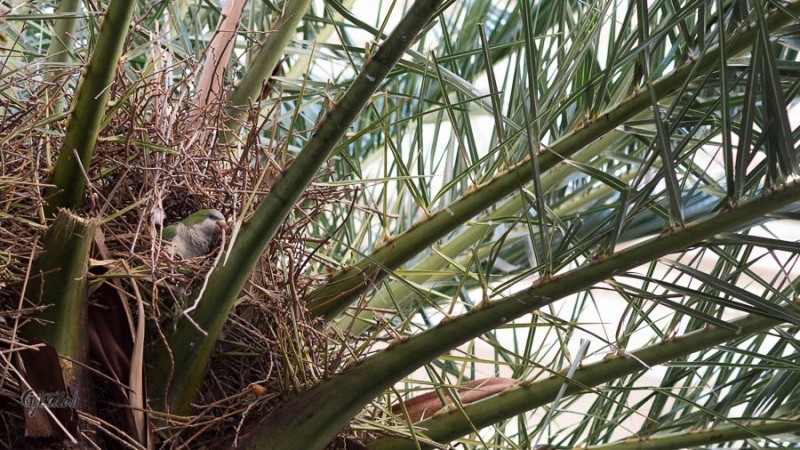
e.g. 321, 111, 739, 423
0, 61, 356, 448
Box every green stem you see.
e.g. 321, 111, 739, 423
147, 0, 451, 417
341, 131, 629, 335
22, 209, 98, 430
240, 179, 800, 448
44, 0, 81, 114
223, 0, 312, 140
367, 308, 794, 449
307, 0, 800, 320
588, 419, 800, 450
45, 0, 137, 216
24, 209, 97, 365
285, 0, 356, 80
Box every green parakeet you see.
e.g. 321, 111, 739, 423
162, 209, 228, 259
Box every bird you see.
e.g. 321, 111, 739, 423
162, 209, 229, 259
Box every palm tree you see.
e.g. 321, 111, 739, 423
1, 0, 799, 448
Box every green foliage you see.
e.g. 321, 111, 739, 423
2, 0, 800, 448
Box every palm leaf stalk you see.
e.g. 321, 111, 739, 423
44, 0, 137, 216
238, 174, 800, 447
43, 0, 81, 114
307, 0, 800, 320
285, 0, 357, 80
222, 0, 312, 140
147, 0, 453, 416
368, 298, 799, 449
578, 419, 800, 450
340, 130, 631, 335
4, 0, 800, 448
21, 209, 98, 435
23, 209, 98, 369
325, 0, 565, 119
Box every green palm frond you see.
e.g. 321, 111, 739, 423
3, 0, 800, 448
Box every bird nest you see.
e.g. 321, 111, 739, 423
0, 64, 354, 448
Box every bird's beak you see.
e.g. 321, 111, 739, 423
216, 219, 229, 233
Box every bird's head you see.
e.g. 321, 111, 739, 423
180, 209, 229, 235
